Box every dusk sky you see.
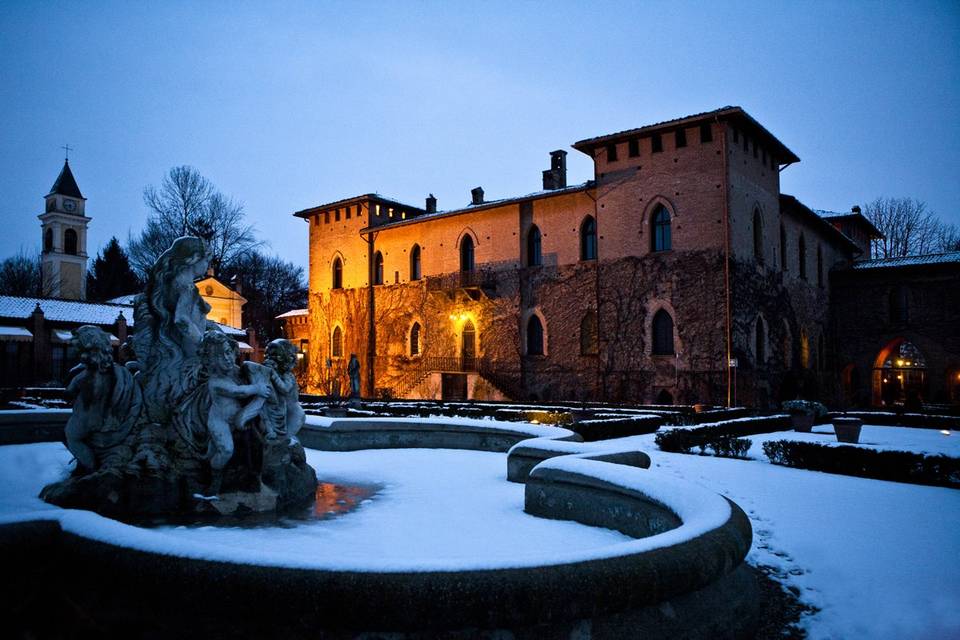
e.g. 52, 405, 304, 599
1, 1, 957, 270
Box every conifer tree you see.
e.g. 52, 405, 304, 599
86, 237, 141, 301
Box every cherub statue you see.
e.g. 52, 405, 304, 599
64, 326, 142, 473
237, 339, 305, 440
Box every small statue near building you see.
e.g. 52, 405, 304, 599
348, 353, 361, 398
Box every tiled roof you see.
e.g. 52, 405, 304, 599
276, 308, 308, 318
48, 160, 84, 199
851, 251, 960, 270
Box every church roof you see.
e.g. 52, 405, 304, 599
48, 160, 84, 199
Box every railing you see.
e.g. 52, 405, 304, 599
425, 270, 495, 293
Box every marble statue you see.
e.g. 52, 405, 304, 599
63, 326, 142, 472
41, 236, 317, 516
348, 353, 361, 398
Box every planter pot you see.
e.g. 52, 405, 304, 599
834, 417, 863, 444
692, 403, 708, 414
790, 414, 815, 432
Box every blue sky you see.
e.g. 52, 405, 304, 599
1, 1, 957, 270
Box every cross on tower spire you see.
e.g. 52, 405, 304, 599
61, 144, 73, 161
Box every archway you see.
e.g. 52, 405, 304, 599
461, 320, 476, 366
872, 338, 927, 408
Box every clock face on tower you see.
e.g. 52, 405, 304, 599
63, 199, 77, 213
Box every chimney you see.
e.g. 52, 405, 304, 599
851, 205, 861, 215
471, 187, 484, 205
542, 150, 568, 190
426, 194, 437, 213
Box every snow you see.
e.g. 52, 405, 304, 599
747, 425, 960, 459
306, 414, 577, 439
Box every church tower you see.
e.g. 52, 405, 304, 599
39, 159, 90, 300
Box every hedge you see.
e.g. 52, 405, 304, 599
762, 440, 960, 489
655, 415, 790, 454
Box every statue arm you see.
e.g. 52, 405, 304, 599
210, 378, 269, 400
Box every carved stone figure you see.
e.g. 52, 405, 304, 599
63, 326, 142, 472
236, 339, 304, 440
348, 353, 361, 398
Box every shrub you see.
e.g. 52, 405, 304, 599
762, 440, 960, 489
655, 415, 789, 455
781, 400, 828, 418
712, 436, 752, 459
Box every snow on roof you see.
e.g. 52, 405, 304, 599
276, 308, 308, 319
851, 251, 960, 270
0, 326, 32, 342
0, 295, 132, 326
107, 294, 137, 305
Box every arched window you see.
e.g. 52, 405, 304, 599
817, 245, 824, 287
579, 311, 598, 355
580, 216, 597, 261
652, 206, 671, 252
461, 319, 476, 362
655, 389, 674, 405
651, 309, 675, 355
526, 314, 544, 356
526, 225, 542, 267
44, 228, 53, 252
332, 257, 343, 289
409, 245, 421, 281
331, 326, 343, 358
753, 209, 764, 264
64, 229, 78, 255
410, 322, 421, 356
373, 251, 384, 285
460, 235, 475, 272
755, 317, 766, 364
798, 234, 807, 279
779, 224, 787, 271
800, 328, 810, 369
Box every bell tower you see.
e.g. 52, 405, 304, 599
39, 158, 90, 300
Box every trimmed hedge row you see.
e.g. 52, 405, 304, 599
655, 415, 790, 455
762, 440, 960, 489
824, 412, 959, 430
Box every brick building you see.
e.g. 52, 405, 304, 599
295, 106, 959, 408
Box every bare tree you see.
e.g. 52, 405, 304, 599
222, 250, 307, 341
128, 166, 260, 277
862, 197, 955, 258
0, 248, 42, 297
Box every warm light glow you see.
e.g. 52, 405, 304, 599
896, 359, 904, 366
448, 314, 456, 321
897, 374, 904, 380
459, 313, 468, 321
530, 419, 540, 424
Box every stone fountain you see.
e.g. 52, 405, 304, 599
40, 236, 317, 517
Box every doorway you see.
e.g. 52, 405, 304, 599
872, 339, 927, 409
461, 320, 476, 369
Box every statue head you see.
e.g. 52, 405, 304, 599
198, 330, 239, 375
71, 325, 114, 373
264, 339, 298, 374
155, 236, 210, 282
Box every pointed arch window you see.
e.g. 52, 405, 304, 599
64, 229, 78, 255
410, 322, 421, 356
753, 208, 764, 263
526, 225, 542, 267
580, 311, 598, 355
800, 329, 810, 369
580, 216, 597, 261
332, 257, 343, 289
798, 234, 807, 279
780, 224, 787, 271
460, 235, 475, 272
652, 206, 671, 252
526, 314, 544, 356
331, 326, 343, 358
755, 317, 766, 364
373, 251, 384, 285
409, 244, 421, 281
652, 309, 675, 355
44, 228, 54, 252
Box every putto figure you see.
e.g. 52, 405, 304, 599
63, 325, 142, 473
250, 339, 305, 439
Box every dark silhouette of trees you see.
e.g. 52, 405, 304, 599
863, 197, 960, 258
86, 237, 141, 301
0, 249, 42, 297
223, 251, 307, 341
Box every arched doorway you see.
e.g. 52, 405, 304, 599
461, 320, 476, 368
872, 338, 927, 408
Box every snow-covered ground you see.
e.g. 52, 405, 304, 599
746, 424, 960, 458
1, 422, 958, 639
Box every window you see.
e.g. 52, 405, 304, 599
332, 257, 343, 289
44, 228, 53, 252
410, 244, 421, 281
410, 322, 421, 356
64, 229, 78, 255
652, 309, 675, 355
373, 252, 384, 285
526, 314, 544, 356
526, 225, 542, 267
580, 311, 598, 355
817, 246, 824, 287
753, 208, 764, 264
580, 216, 597, 261
755, 317, 766, 364
331, 326, 343, 358
335, 209, 341, 222
346, 206, 351, 219
800, 329, 810, 369
780, 224, 787, 271
675, 128, 687, 148
798, 234, 807, 279
651, 134, 663, 153
652, 205, 671, 252
628, 139, 639, 157
324, 211, 330, 224
700, 122, 713, 143
606, 143, 618, 161
460, 235, 475, 272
